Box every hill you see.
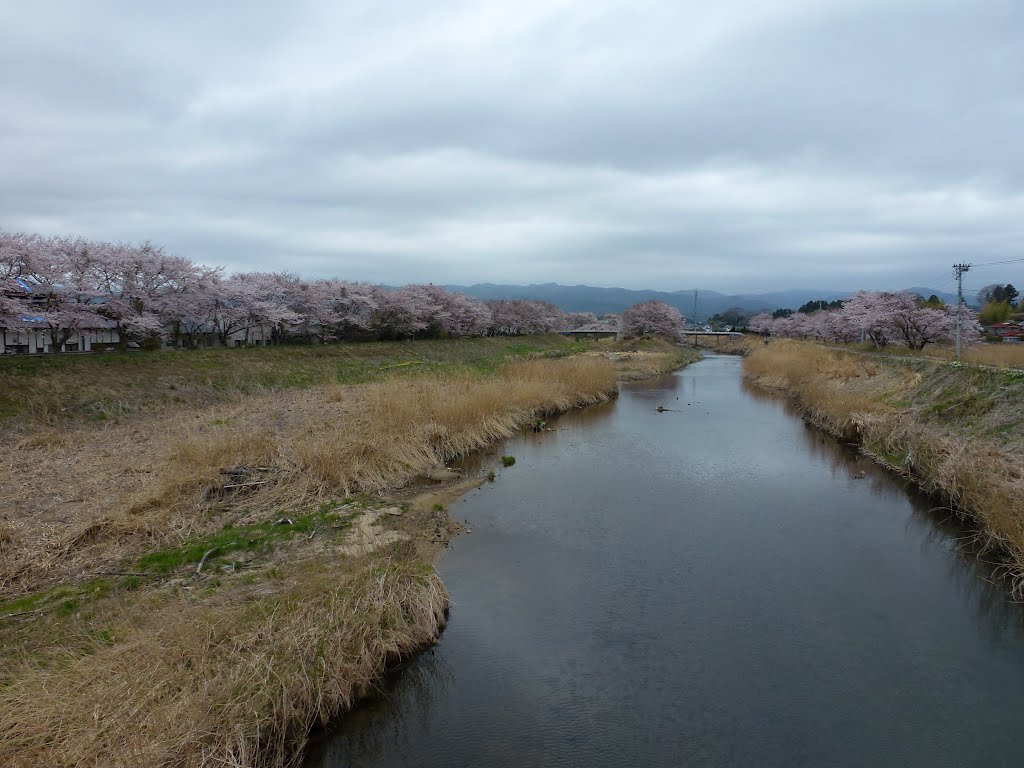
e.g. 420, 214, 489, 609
445, 283, 963, 321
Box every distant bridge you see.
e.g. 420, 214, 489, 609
680, 331, 743, 338
680, 331, 744, 346
561, 329, 745, 342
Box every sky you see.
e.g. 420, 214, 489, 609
2, 0, 1023, 294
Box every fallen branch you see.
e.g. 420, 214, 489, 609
195, 547, 219, 575
221, 481, 269, 490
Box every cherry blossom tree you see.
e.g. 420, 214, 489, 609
23, 236, 110, 351
280, 278, 377, 342
820, 308, 861, 344
367, 285, 432, 340
91, 242, 207, 348
564, 311, 599, 329
840, 291, 892, 347
838, 291, 979, 350
429, 287, 492, 337
618, 300, 684, 341
485, 299, 565, 335
0, 232, 36, 324
748, 312, 774, 334
169, 277, 221, 348
393, 284, 492, 338
208, 273, 301, 346
0, 284, 28, 326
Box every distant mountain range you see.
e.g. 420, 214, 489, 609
446, 283, 965, 321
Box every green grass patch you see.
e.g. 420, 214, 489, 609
0, 335, 591, 429
136, 505, 352, 574
0, 579, 114, 617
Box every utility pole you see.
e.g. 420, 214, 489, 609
692, 289, 699, 348
954, 263, 970, 360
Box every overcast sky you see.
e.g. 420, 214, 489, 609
2, 1, 1022, 293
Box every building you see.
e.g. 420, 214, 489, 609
987, 322, 1023, 342
0, 277, 123, 354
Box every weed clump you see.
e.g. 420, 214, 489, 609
501, 455, 516, 467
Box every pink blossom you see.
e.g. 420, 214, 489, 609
618, 301, 684, 341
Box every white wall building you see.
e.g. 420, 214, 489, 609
1, 322, 121, 355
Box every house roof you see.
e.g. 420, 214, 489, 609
1, 278, 31, 296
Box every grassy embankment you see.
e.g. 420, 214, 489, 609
851, 339, 1024, 369
730, 337, 1024, 578
0, 335, 694, 768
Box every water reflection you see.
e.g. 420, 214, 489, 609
743, 373, 1024, 639
306, 649, 454, 768
745, 378, 1024, 626
455, 398, 618, 480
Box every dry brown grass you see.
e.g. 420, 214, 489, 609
742, 341, 912, 436
0, 335, 589, 433
744, 340, 1024, 573
286, 356, 617, 496
782, 338, 1024, 370
0, 559, 448, 768
581, 336, 701, 380
0, 341, 680, 768
962, 343, 1024, 369
871, 341, 1024, 369
0, 356, 617, 597
693, 335, 758, 356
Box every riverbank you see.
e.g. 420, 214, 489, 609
0, 336, 697, 768
305, 353, 1024, 768
737, 339, 1024, 579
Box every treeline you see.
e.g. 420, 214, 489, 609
977, 283, 1021, 324
0, 231, 602, 349
750, 291, 983, 350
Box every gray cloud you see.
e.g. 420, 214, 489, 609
2, 0, 1023, 292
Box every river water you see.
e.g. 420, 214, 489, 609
309, 354, 1024, 767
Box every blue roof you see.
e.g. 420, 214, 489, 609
14, 277, 32, 293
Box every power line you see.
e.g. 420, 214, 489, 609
969, 257, 1024, 268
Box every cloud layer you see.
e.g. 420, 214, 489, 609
2, 0, 1023, 292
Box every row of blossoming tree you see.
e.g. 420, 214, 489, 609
749, 291, 983, 350
0, 232, 606, 350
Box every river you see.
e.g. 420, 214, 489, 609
308, 354, 1024, 767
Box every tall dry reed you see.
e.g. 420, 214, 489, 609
1, 356, 618, 595
0, 560, 448, 768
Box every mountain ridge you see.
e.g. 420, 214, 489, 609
444, 283, 963, 320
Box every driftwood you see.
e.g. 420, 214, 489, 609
201, 466, 275, 502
